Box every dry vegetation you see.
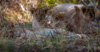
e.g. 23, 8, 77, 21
0, 0, 100, 52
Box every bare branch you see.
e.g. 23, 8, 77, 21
14, 0, 27, 13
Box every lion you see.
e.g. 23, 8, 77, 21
70, 6, 93, 33
50, 4, 97, 34
30, 7, 50, 28
51, 4, 95, 22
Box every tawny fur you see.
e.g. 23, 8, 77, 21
51, 4, 96, 34
71, 6, 90, 33
51, 4, 95, 22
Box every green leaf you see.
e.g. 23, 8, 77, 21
99, 21, 100, 24
72, 0, 76, 4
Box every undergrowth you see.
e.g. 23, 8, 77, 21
0, 0, 100, 52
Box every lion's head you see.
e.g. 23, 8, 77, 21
81, 6, 95, 21
68, 6, 97, 34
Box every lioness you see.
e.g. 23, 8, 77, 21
50, 4, 96, 34
51, 4, 95, 22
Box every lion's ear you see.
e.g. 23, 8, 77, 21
30, 8, 37, 14
74, 6, 81, 12
81, 6, 87, 13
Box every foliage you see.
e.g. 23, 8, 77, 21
5, 40, 13, 52
38, 0, 77, 7
0, 35, 99, 52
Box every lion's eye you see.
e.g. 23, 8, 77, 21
89, 12, 95, 21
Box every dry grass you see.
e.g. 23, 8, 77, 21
0, 0, 100, 52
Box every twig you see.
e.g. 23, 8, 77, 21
81, 0, 87, 6
14, 0, 27, 13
